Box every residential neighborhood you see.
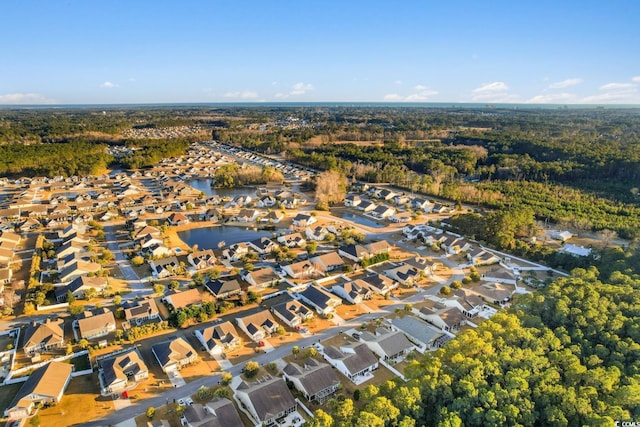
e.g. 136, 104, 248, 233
0, 140, 566, 426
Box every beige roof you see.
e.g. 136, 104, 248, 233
78, 310, 116, 338
8, 361, 72, 410
24, 318, 64, 351
165, 288, 202, 310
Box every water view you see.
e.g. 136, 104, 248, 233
341, 213, 386, 229
178, 225, 273, 250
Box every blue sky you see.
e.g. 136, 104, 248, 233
1, 0, 639, 104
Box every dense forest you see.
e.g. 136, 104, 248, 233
306, 267, 640, 427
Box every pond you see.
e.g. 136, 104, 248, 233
341, 213, 386, 229
188, 179, 258, 198
178, 225, 273, 250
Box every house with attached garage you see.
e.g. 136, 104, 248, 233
122, 298, 160, 326
182, 398, 244, 427
149, 256, 180, 279
234, 376, 297, 427
297, 285, 342, 316
321, 342, 379, 384
54, 276, 108, 302
271, 299, 313, 328
4, 361, 73, 420
204, 278, 242, 300
151, 336, 198, 373
22, 318, 65, 355
187, 249, 217, 270
283, 358, 341, 404
247, 237, 278, 255
98, 348, 149, 395
235, 310, 280, 342
242, 267, 281, 290
332, 279, 373, 304
292, 213, 316, 227
277, 232, 306, 248
195, 321, 241, 356
76, 309, 116, 340
163, 288, 202, 311
359, 326, 416, 361
309, 251, 345, 273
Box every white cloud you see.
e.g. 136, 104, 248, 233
580, 79, 639, 103
290, 82, 314, 95
383, 86, 438, 102
471, 81, 519, 102
223, 91, 259, 99
100, 81, 118, 88
473, 81, 509, 94
383, 93, 403, 101
0, 93, 56, 104
274, 82, 315, 98
548, 78, 583, 89
526, 93, 578, 104
599, 82, 636, 90
632, 76, 640, 83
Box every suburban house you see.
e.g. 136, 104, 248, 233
4, 361, 73, 419
292, 213, 316, 227
305, 226, 329, 241
357, 199, 377, 212
149, 256, 180, 279
23, 318, 65, 355
481, 268, 518, 285
360, 272, 397, 295
76, 309, 117, 340
338, 244, 369, 262
389, 315, 450, 352
222, 243, 249, 262
467, 248, 501, 266
182, 398, 244, 427
163, 288, 203, 311
57, 260, 101, 283
344, 194, 362, 207
283, 358, 341, 403
359, 327, 416, 361
167, 212, 189, 225
187, 249, 217, 270
242, 267, 281, 290
297, 285, 342, 316
195, 321, 241, 356
260, 211, 284, 223
384, 263, 420, 286
235, 310, 279, 342
402, 256, 435, 277
247, 237, 278, 255
321, 342, 379, 384
151, 336, 198, 373
122, 298, 160, 326
471, 282, 517, 306
282, 260, 320, 280
332, 279, 373, 304
234, 209, 259, 223
204, 278, 242, 300
271, 299, 313, 328
99, 348, 149, 395
371, 204, 395, 219
235, 377, 297, 426
277, 232, 306, 248
309, 251, 345, 273
559, 243, 592, 257
417, 300, 468, 333
54, 276, 108, 302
